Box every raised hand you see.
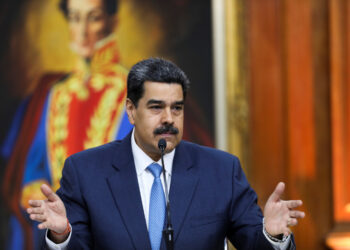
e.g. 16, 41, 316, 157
263, 182, 305, 237
27, 184, 69, 241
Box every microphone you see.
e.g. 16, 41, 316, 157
158, 139, 174, 250
158, 138, 167, 152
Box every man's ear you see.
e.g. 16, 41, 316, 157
126, 98, 136, 125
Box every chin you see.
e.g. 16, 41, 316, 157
165, 140, 180, 151
155, 135, 180, 151
77, 47, 93, 59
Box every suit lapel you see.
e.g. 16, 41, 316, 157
106, 134, 151, 250
169, 141, 199, 242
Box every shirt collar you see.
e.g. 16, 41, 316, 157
131, 129, 175, 176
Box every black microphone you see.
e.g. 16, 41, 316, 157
158, 139, 174, 250
158, 138, 167, 152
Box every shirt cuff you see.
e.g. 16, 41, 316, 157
262, 218, 291, 250
45, 225, 72, 250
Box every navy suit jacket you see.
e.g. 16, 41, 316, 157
56, 133, 294, 249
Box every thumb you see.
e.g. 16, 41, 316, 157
41, 184, 59, 202
267, 182, 285, 202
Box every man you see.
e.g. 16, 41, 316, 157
27, 58, 305, 249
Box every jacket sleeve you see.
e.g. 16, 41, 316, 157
227, 157, 275, 249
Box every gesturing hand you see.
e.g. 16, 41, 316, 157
263, 182, 305, 237
27, 184, 68, 237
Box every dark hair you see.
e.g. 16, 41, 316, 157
127, 58, 190, 107
59, 0, 118, 17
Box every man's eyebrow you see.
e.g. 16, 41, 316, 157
173, 101, 184, 106
88, 8, 104, 14
146, 100, 184, 106
146, 99, 164, 105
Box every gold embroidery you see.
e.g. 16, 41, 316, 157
108, 92, 127, 141
84, 77, 126, 149
47, 82, 71, 191
20, 39, 128, 208
66, 75, 90, 100
46, 41, 127, 192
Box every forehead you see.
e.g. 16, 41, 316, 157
142, 81, 183, 101
68, 0, 104, 11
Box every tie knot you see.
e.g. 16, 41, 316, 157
147, 163, 162, 178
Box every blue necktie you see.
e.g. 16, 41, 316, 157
148, 163, 166, 250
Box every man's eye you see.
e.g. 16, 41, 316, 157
173, 106, 183, 111
88, 14, 103, 22
150, 106, 161, 109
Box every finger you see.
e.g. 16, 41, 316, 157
27, 207, 44, 215
28, 200, 44, 208
289, 210, 305, 218
283, 227, 292, 237
38, 222, 50, 230
286, 200, 303, 209
30, 213, 46, 222
287, 218, 298, 227
267, 182, 285, 202
41, 184, 59, 202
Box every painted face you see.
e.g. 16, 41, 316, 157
126, 81, 184, 161
67, 0, 114, 59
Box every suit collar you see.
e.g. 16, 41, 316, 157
108, 132, 151, 250
169, 141, 199, 243
111, 132, 133, 172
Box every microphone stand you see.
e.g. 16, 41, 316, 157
159, 141, 174, 250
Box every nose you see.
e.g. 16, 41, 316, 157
161, 107, 174, 125
77, 18, 88, 42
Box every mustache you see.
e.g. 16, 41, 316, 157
154, 124, 179, 135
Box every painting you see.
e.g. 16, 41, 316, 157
0, 0, 214, 248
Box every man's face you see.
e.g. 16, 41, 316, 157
67, 0, 114, 59
126, 81, 184, 161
